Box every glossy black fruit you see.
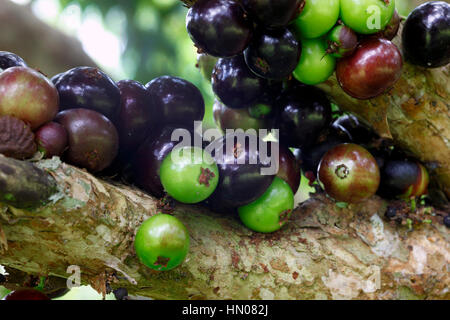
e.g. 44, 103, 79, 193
55, 108, 119, 172
274, 85, 332, 148
186, 0, 253, 57
402, 1, 450, 68
243, 0, 303, 28
213, 99, 274, 133
133, 126, 195, 198
145, 76, 205, 126
0, 51, 27, 70
379, 159, 429, 198
244, 28, 301, 80
444, 216, 450, 228
116, 80, 155, 153
331, 114, 378, 146
54, 66, 121, 122
206, 133, 275, 208
212, 55, 269, 109
275, 143, 301, 193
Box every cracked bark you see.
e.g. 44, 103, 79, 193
0, 157, 449, 299
0, 0, 448, 300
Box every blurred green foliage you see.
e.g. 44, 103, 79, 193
34, 0, 216, 127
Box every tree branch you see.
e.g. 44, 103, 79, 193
0, 159, 448, 299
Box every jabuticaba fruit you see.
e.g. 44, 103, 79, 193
54, 66, 121, 122
379, 159, 429, 198
55, 108, 119, 173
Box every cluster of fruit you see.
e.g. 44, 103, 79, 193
186, 0, 406, 100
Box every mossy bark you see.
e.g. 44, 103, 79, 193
0, 159, 448, 299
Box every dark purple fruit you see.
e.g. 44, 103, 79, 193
275, 143, 301, 193
274, 85, 332, 148
0, 115, 36, 159
244, 28, 301, 80
0, 51, 27, 70
35, 122, 68, 158
402, 1, 450, 68
331, 114, 378, 146
55, 108, 119, 172
379, 159, 429, 198
186, 0, 253, 57
243, 0, 303, 29
318, 143, 380, 203
133, 126, 194, 198
325, 25, 358, 58
116, 80, 155, 153
213, 99, 273, 133
51, 71, 65, 85
54, 67, 121, 122
3, 288, 49, 300
212, 55, 269, 109
444, 216, 450, 228
206, 133, 275, 208
145, 76, 205, 126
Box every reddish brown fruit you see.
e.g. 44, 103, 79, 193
336, 38, 402, 100
0, 115, 36, 159
0, 67, 59, 129
55, 108, 119, 172
4, 288, 50, 300
318, 143, 380, 203
35, 122, 68, 158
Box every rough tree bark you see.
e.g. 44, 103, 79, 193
0, 156, 448, 299
0, 0, 449, 300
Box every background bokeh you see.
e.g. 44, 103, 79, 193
0, 0, 424, 300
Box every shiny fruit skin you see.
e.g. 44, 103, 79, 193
275, 143, 301, 193
0, 51, 27, 70
35, 122, 68, 158
244, 28, 301, 80
300, 135, 348, 178
326, 25, 358, 58
54, 66, 121, 122
4, 288, 49, 300
116, 80, 155, 153
55, 108, 119, 172
293, 38, 336, 85
238, 177, 294, 233
145, 76, 205, 126
318, 143, 380, 203
402, 1, 450, 68
207, 133, 275, 208
331, 114, 378, 145
243, 0, 303, 29
134, 214, 189, 271
186, 0, 253, 58
293, 0, 340, 39
379, 160, 429, 198
275, 85, 332, 148
340, 0, 395, 34
336, 38, 402, 100
212, 55, 268, 109
0, 67, 58, 130
160, 147, 219, 204
213, 99, 273, 133
133, 126, 195, 198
